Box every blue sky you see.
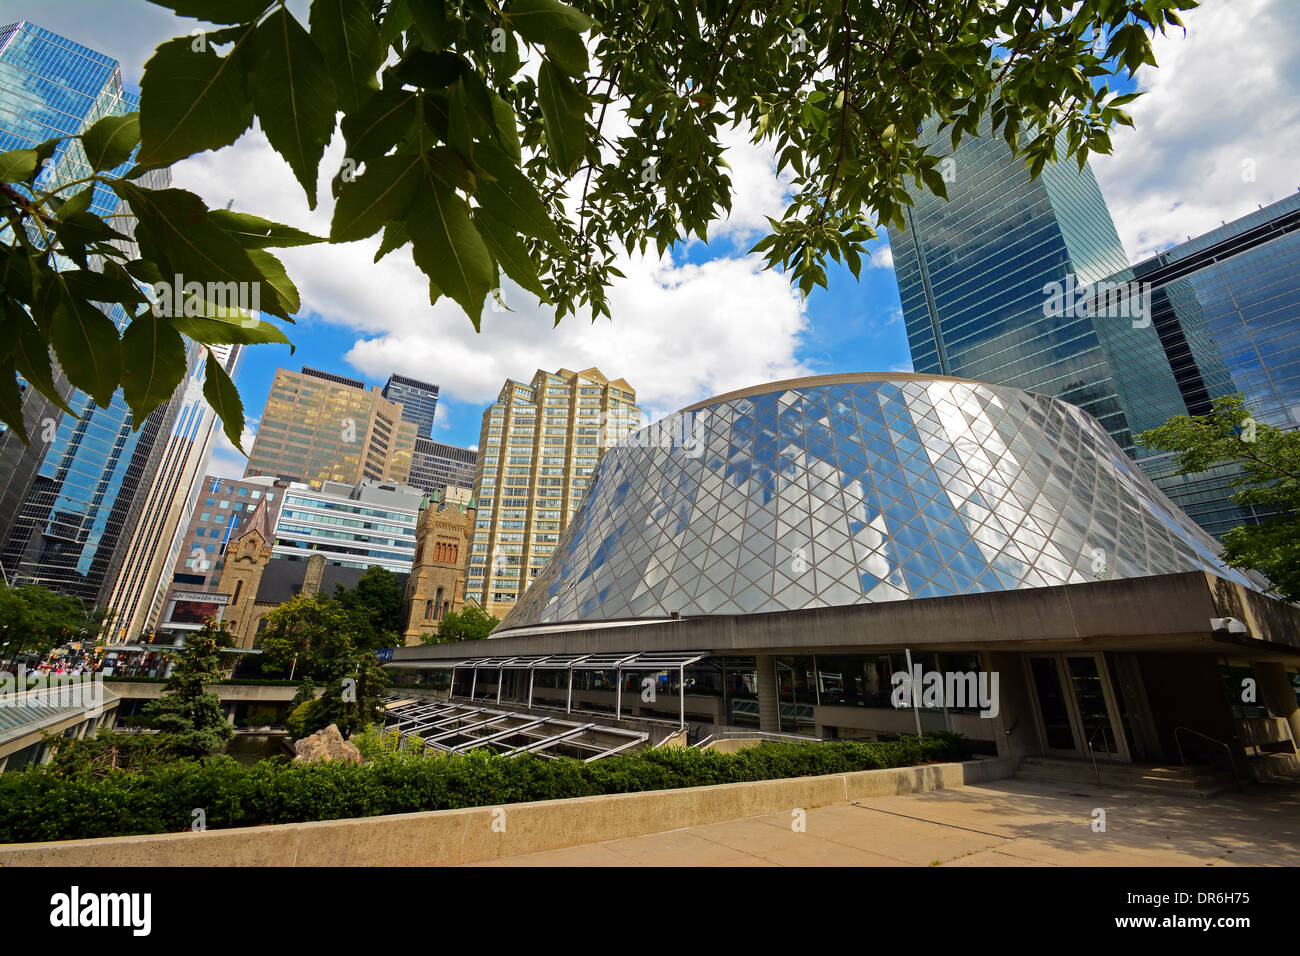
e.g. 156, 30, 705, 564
16, 0, 1300, 474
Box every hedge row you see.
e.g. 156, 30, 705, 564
0, 734, 971, 844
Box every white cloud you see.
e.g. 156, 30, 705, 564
168, 120, 812, 421
1093, 0, 1300, 261
205, 418, 257, 480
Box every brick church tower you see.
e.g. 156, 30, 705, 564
404, 489, 477, 645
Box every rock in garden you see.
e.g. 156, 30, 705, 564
293, 724, 362, 765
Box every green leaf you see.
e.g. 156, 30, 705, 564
543, 29, 588, 74
537, 61, 587, 175
409, 0, 456, 50
55, 188, 94, 220
248, 249, 300, 314
168, 313, 294, 348
42, 283, 122, 408
110, 182, 293, 319
374, 221, 408, 262
330, 153, 423, 242
121, 311, 189, 425
0, 149, 38, 182
138, 32, 255, 167
406, 181, 493, 325
251, 8, 338, 208
0, 357, 29, 444
202, 349, 245, 452
147, 0, 271, 23
474, 147, 563, 248
310, 0, 383, 113
488, 91, 522, 163
8, 311, 73, 419
341, 88, 421, 163
508, 0, 592, 44
207, 209, 326, 248
80, 113, 141, 172
476, 209, 548, 302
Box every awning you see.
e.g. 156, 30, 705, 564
379, 696, 649, 762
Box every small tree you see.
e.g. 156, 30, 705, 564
335, 566, 406, 651
259, 593, 360, 680
1138, 394, 1300, 601
135, 621, 236, 759
427, 605, 499, 644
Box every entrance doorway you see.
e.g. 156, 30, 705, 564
1026, 653, 1130, 762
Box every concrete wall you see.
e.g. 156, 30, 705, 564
0, 757, 1016, 866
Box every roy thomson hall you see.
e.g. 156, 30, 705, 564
387, 373, 1300, 776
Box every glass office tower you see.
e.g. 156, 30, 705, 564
892, 112, 1148, 454
382, 374, 440, 439
1093, 191, 1300, 535
0, 21, 177, 606
892, 113, 1300, 537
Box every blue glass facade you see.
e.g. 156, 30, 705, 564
382, 374, 440, 438
893, 112, 1143, 453
893, 116, 1300, 539
1095, 191, 1300, 535
0, 21, 176, 605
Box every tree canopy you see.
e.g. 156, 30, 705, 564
0, 584, 104, 664
1138, 394, 1300, 603
427, 603, 499, 643
135, 620, 237, 758
0, 0, 1196, 446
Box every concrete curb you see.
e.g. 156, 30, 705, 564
0, 757, 1016, 866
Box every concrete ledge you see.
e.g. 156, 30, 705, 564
0, 757, 1017, 866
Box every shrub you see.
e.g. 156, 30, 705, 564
0, 733, 972, 843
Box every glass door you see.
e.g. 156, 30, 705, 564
1026, 652, 1131, 761
1028, 655, 1080, 754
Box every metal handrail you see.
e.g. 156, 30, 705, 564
1174, 726, 1243, 783
1087, 723, 1115, 784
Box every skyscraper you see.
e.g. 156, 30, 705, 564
1089, 191, 1300, 535
244, 367, 418, 489
891, 115, 1300, 537
469, 367, 641, 618
408, 438, 477, 496
382, 373, 440, 438
892, 112, 1140, 452
101, 344, 245, 642
0, 21, 178, 607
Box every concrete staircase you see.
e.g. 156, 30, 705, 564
1016, 756, 1237, 797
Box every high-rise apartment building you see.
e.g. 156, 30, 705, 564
102, 344, 245, 642
891, 115, 1300, 537
382, 374, 440, 438
244, 367, 418, 489
0, 21, 176, 607
408, 438, 477, 496
469, 367, 641, 618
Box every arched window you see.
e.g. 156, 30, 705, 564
424, 600, 434, 621
434, 587, 445, 619
232, 580, 243, 604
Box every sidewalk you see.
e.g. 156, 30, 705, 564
466, 777, 1300, 866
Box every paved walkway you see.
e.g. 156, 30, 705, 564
468, 777, 1300, 866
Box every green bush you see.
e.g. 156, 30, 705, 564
0, 733, 972, 843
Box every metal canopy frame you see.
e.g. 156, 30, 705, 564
380, 696, 649, 762
408, 651, 708, 726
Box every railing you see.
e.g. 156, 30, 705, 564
1174, 726, 1244, 784
1087, 723, 1115, 784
